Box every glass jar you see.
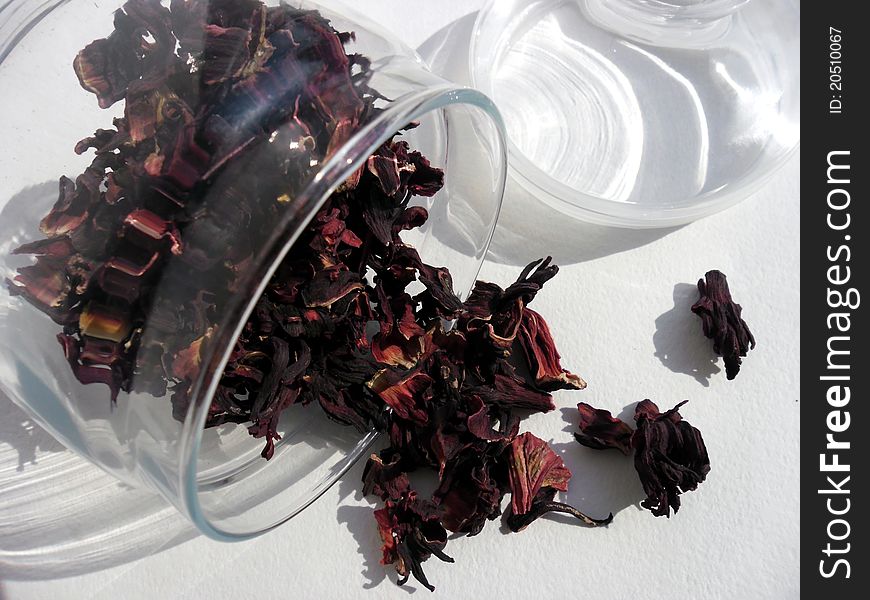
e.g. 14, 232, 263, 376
0, 0, 506, 539
471, 0, 800, 227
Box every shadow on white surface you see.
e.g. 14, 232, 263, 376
335, 473, 391, 591
552, 406, 644, 520
490, 183, 680, 267
336, 503, 390, 589
653, 283, 722, 386
0, 392, 66, 471
417, 13, 681, 268
0, 390, 198, 581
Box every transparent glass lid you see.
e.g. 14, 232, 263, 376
470, 0, 800, 228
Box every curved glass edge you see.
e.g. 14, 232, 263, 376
511, 142, 801, 229
179, 85, 507, 541
0, 0, 71, 63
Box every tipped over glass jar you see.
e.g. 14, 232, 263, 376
0, 0, 506, 539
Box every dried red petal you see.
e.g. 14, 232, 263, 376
368, 368, 433, 425
405, 148, 444, 197
73, 0, 174, 108
301, 268, 363, 308
318, 388, 369, 432
162, 125, 211, 190
57, 333, 126, 403
472, 372, 555, 414
507, 432, 571, 516
73, 39, 131, 109
79, 303, 132, 343
518, 308, 586, 391
392, 206, 428, 236
201, 25, 254, 85
247, 387, 299, 460
371, 292, 426, 368
434, 447, 505, 535
362, 450, 410, 500
417, 263, 462, 318
39, 177, 90, 237
574, 402, 633, 455
465, 395, 518, 441
371, 331, 424, 369
123, 209, 183, 254
171, 329, 213, 380
11, 236, 75, 259
7, 262, 71, 315
125, 91, 160, 144
367, 143, 402, 197
503, 433, 611, 532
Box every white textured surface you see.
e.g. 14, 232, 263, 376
1, 1, 800, 598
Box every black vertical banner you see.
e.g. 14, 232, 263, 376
803, 3, 867, 597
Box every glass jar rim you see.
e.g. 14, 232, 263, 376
178, 84, 507, 541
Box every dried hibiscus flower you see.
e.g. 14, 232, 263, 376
633, 400, 710, 517
690, 269, 755, 379
374, 492, 454, 592
357, 260, 611, 589
576, 400, 710, 518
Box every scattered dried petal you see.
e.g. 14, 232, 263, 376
574, 402, 633, 455
505, 433, 611, 531
507, 432, 571, 516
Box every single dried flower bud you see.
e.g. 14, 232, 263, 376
374, 492, 454, 592
633, 400, 710, 517
691, 270, 755, 379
